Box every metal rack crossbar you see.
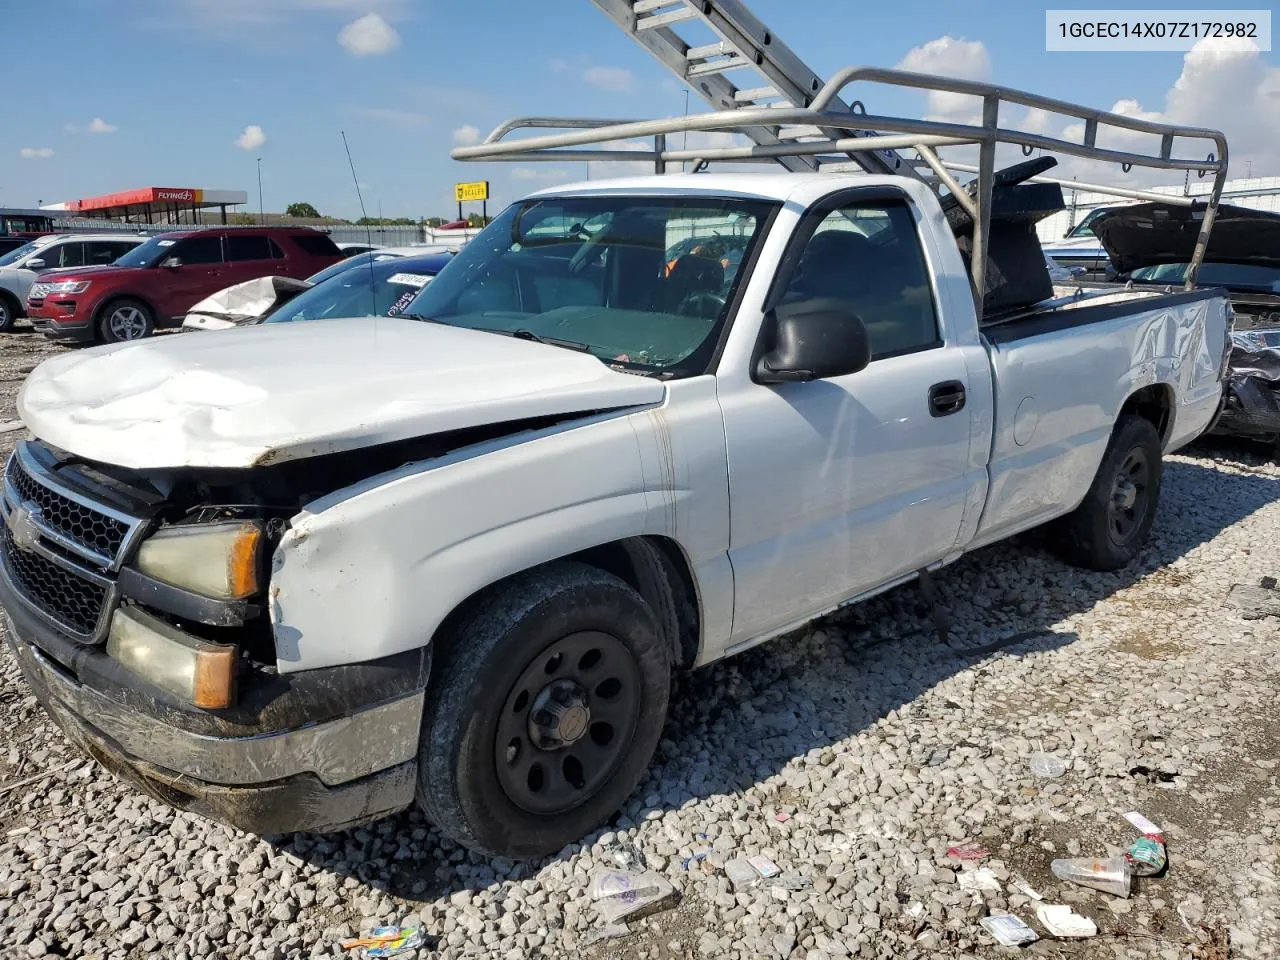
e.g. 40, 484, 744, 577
453, 66, 1228, 295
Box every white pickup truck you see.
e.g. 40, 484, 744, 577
1, 169, 1231, 857
4, 37, 1241, 857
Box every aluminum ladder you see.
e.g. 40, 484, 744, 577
588, 0, 930, 183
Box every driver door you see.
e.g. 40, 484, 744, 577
156, 235, 226, 320
720, 195, 978, 643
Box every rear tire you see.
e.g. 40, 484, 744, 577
0, 292, 19, 333
1051, 414, 1162, 571
417, 562, 670, 859
98, 298, 154, 344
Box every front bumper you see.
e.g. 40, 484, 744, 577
1, 593, 427, 834
26, 299, 95, 342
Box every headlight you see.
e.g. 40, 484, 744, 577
31, 280, 92, 297
107, 606, 236, 708
134, 521, 263, 600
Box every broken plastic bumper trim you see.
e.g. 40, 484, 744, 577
5, 617, 423, 788
39, 676, 417, 835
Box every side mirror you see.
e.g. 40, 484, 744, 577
24, 258, 45, 270
160, 256, 182, 269
755, 300, 871, 384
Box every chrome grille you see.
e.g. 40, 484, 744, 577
0, 442, 145, 644
5, 454, 130, 560
2, 443, 145, 572
1, 526, 110, 639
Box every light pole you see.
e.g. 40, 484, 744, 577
682, 88, 690, 173
256, 157, 264, 225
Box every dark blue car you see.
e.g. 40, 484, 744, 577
262, 252, 454, 324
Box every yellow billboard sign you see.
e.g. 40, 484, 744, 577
455, 180, 490, 202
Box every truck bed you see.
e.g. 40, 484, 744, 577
967, 284, 1229, 551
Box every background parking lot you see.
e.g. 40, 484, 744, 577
0, 328, 1277, 960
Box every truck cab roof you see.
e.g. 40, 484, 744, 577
528, 172, 899, 205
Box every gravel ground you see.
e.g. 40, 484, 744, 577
0, 326, 1277, 960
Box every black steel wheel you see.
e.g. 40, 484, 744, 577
1107, 447, 1151, 546
1052, 414, 1162, 571
495, 631, 641, 815
417, 561, 670, 859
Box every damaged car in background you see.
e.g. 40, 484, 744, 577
1092, 201, 1280, 445
181, 251, 453, 331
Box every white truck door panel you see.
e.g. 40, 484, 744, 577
721, 348, 974, 641
717, 195, 976, 643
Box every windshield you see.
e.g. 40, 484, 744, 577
264, 258, 446, 323
1130, 262, 1280, 292
0, 241, 40, 267
1066, 208, 1111, 238
305, 251, 403, 285
113, 235, 179, 268
403, 196, 777, 376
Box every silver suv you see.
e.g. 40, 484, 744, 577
0, 233, 143, 332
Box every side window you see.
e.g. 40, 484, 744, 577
268, 238, 285, 259
27, 244, 62, 269
38, 242, 85, 269
779, 200, 939, 360
86, 241, 128, 265
290, 234, 342, 257
170, 236, 223, 265
224, 235, 274, 262
109, 241, 139, 261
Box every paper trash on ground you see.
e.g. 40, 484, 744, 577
1036, 904, 1098, 938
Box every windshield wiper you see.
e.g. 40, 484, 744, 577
400, 316, 592, 353
476, 326, 592, 353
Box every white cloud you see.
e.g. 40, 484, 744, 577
338, 12, 399, 56
548, 57, 568, 72
587, 139, 652, 180
1015, 108, 1053, 137
88, 117, 117, 134
1047, 37, 1278, 183
235, 124, 267, 150
584, 66, 634, 93
452, 124, 482, 146
175, 0, 409, 27
20, 147, 54, 159
355, 106, 429, 129
895, 37, 991, 124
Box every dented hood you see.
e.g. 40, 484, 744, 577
1093, 201, 1280, 274
18, 318, 666, 469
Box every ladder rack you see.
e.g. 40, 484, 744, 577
589, 0, 927, 182
452, 0, 1230, 295
454, 64, 1229, 292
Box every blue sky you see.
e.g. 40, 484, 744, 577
1, 0, 1276, 220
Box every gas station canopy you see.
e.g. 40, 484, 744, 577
61, 187, 249, 224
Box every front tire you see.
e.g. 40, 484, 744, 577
98, 298, 154, 343
418, 562, 670, 859
0, 292, 19, 333
1052, 414, 1162, 571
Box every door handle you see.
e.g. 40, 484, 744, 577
928, 380, 966, 417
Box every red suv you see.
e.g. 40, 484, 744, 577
26, 228, 344, 344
